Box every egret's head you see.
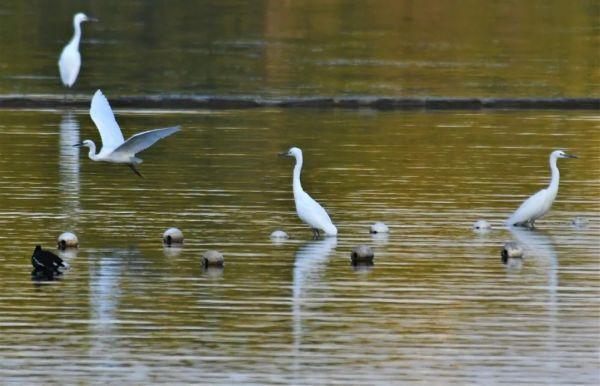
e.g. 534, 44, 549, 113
73, 139, 94, 148
553, 150, 578, 159
279, 147, 302, 158
74, 12, 97, 24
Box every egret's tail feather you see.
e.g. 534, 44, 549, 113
323, 224, 338, 236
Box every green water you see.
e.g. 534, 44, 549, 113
0, 0, 598, 97
0, 0, 599, 384
0, 108, 598, 383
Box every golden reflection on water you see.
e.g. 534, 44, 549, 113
0, 0, 598, 96
0, 109, 598, 383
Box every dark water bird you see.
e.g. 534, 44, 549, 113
31, 245, 69, 280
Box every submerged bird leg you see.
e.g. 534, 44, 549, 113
128, 164, 144, 178
311, 228, 320, 239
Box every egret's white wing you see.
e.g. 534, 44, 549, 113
58, 46, 80, 87
113, 126, 181, 156
296, 191, 337, 235
90, 89, 125, 152
507, 188, 548, 225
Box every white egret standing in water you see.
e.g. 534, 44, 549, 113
280, 147, 338, 237
58, 12, 97, 87
76, 90, 180, 177
507, 150, 577, 227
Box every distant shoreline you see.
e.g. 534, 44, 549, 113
0, 95, 597, 110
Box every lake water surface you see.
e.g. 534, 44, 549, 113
0, 0, 599, 383
0, 108, 598, 384
1, 0, 598, 97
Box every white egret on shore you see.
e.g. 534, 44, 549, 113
507, 150, 577, 227
280, 147, 338, 237
58, 12, 97, 87
76, 90, 180, 177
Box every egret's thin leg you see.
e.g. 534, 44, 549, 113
128, 164, 144, 178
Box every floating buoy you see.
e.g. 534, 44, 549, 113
202, 250, 224, 268
501, 241, 523, 264
472, 220, 492, 233
351, 245, 374, 266
571, 217, 588, 229
57, 232, 79, 250
163, 227, 184, 246
369, 222, 389, 234
270, 230, 289, 240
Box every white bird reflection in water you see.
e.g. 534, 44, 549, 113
59, 113, 80, 224
508, 227, 559, 365
508, 227, 558, 298
291, 237, 337, 373
89, 253, 123, 362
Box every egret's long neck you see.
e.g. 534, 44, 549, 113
85, 141, 100, 160
70, 20, 82, 47
548, 154, 560, 195
292, 153, 304, 197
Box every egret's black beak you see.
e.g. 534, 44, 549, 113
278, 151, 290, 157
565, 153, 578, 159
88, 17, 99, 22
73, 142, 83, 147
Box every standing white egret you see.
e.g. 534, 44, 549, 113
75, 89, 181, 177
507, 150, 577, 227
58, 12, 97, 87
280, 147, 338, 237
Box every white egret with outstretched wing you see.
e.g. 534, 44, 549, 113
76, 90, 181, 177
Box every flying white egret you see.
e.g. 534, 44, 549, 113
280, 147, 338, 237
75, 90, 180, 177
58, 12, 97, 87
506, 150, 577, 227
